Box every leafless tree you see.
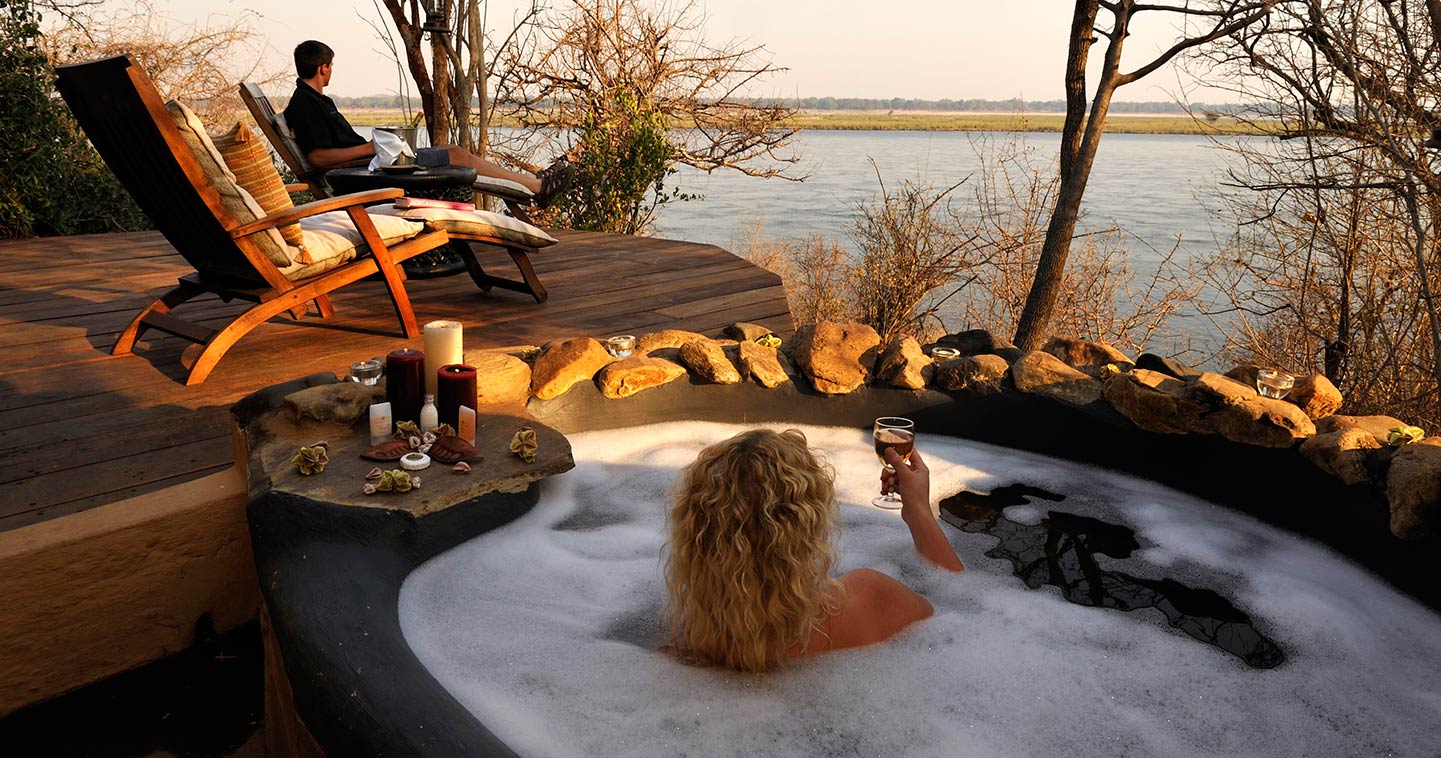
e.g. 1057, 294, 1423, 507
375, 0, 541, 154
42, 0, 282, 124
1187, 0, 1441, 424
489, 0, 800, 176
1010, 0, 1275, 351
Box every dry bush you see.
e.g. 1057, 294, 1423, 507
44, 0, 282, 126
954, 135, 1200, 358
733, 222, 853, 326
849, 175, 981, 344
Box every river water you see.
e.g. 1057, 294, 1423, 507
654, 131, 1251, 360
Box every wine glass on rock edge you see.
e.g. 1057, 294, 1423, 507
872, 417, 915, 510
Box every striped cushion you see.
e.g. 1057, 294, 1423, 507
166, 101, 294, 268
213, 123, 308, 258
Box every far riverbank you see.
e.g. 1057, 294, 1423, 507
344, 110, 1270, 136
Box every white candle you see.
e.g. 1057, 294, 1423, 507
422, 320, 463, 397
369, 402, 393, 445
458, 405, 476, 445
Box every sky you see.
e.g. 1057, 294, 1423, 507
148, 0, 1232, 102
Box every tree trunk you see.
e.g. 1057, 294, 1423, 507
1013, 0, 1114, 351
429, 32, 451, 146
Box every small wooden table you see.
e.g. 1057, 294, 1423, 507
327, 166, 480, 279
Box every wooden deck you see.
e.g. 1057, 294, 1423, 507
0, 229, 792, 532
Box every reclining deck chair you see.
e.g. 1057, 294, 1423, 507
55, 54, 461, 385
239, 81, 552, 303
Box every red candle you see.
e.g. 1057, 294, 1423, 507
386, 348, 425, 423
436, 364, 478, 430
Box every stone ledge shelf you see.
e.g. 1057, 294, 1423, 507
234, 374, 573, 518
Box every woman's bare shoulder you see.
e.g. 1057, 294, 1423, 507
810, 568, 934, 653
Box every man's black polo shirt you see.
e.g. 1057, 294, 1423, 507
282, 79, 368, 156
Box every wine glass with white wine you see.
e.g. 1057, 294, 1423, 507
872, 417, 915, 509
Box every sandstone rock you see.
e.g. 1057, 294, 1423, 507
1299, 428, 1382, 486
464, 350, 532, 406
933, 354, 1010, 392
1102, 369, 1208, 434
874, 337, 932, 390
1134, 353, 1201, 380
678, 339, 741, 384
1288, 374, 1343, 419
595, 356, 688, 399
1208, 396, 1317, 448
1042, 336, 1132, 375
1189, 372, 1258, 405
1316, 414, 1410, 444
1224, 364, 1262, 388
284, 382, 384, 425
737, 340, 791, 389
1385, 438, 1441, 539
722, 322, 776, 343
790, 322, 881, 395
531, 338, 614, 400
936, 329, 1014, 356
635, 329, 708, 354
1011, 351, 1103, 405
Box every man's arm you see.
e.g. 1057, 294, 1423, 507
306, 141, 375, 170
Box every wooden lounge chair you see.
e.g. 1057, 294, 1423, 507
238, 82, 541, 222
55, 54, 457, 386
238, 81, 553, 303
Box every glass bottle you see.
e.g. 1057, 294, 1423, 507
419, 394, 439, 432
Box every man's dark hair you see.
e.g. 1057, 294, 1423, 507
294, 40, 334, 79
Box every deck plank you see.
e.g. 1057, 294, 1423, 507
0, 229, 793, 531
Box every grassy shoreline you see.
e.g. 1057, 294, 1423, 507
344, 110, 1269, 135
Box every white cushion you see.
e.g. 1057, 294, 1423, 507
166, 100, 294, 268
472, 175, 535, 201
278, 211, 426, 281
369, 203, 557, 248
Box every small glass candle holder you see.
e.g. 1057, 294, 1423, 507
349, 359, 383, 386
1255, 368, 1295, 399
605, 335, 636, 359
930, 346, 961, 361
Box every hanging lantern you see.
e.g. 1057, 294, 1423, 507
421, 0, 451, 34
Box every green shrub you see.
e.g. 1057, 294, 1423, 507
0, 0, 147, 238
549, 86, 690, 235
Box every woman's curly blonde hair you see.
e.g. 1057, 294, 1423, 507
663, 428, 843, 672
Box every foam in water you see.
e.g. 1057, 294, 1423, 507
399, 422, 1441, 757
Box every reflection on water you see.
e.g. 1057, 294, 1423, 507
940, 484, 1285, 669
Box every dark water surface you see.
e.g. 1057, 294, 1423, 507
939, 484, 1285, 669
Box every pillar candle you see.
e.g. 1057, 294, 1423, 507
436, 364, 478, 430
386, 348, 426, 424
423, 320, 463, 397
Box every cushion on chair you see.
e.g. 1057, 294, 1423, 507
212, 123, 308, 256
472, 175, 535, 201
166, 100, 296, 268
280, 211, 426, 281
369, 203, 557, 248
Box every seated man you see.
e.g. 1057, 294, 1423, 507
283, 39, 571, 207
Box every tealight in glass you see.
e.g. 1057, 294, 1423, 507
605, 335, 636, 359
349, 359, 383, 386
1255, 368, 1294, 399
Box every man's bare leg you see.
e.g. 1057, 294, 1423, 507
439, 146, 541, 193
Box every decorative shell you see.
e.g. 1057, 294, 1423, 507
365, 466, 383, 480
453, 461, 472, 474
1388, 425, 1425, 446
756, 334, 782, 349
434, 423, 457, 439
430, 435, 484, 464
361, 440, 413, 460
363, 483, 378, 495
292, 442, 329, 475
509, 427, 538, 464
1099, 363, 1121, 378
